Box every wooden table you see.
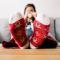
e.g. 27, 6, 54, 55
0, 44, 60, 60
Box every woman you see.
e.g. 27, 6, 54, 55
2, 3, 57, 49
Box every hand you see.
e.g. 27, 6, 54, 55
32, 12, 37, 18
27, 12, 37, 19
24, 12, 37, 19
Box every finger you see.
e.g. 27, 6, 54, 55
32, 12, 37, 18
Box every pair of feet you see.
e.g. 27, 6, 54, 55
2, 19, 50, 49
2, 12, 51, 49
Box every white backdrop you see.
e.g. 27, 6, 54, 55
0, 0, 60, 18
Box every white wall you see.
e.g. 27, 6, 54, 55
0, 0, 60, 18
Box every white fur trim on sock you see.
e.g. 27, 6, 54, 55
9, 12, 22, 24
30, 43, 38, 49
20, 41, 29, 49
36, 14, 50, 25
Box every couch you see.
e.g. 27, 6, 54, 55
0, 18, 60, 46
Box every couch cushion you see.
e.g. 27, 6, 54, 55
54, 18, 60, 42
49, 18, 56, 38
0, 18, 10, 42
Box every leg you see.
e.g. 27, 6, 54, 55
40, 36, 57, 48
9, 12, 29, 49
30, 20, 50, 49
2, 39, 18, 48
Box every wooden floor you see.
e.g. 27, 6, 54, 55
0, 44, 60, 60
